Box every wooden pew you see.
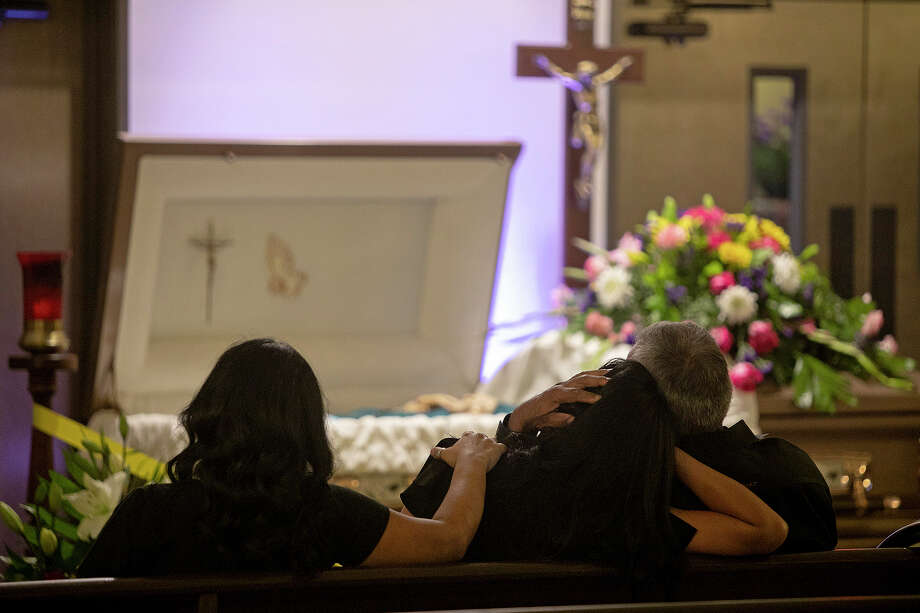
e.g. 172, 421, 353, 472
1, 549, 918, 612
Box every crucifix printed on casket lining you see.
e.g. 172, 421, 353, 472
517, 0, 644, 268
189, 219, 233, 323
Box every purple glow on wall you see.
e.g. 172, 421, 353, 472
128, 0, 565, 379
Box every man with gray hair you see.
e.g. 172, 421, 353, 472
498, 320, 836, 552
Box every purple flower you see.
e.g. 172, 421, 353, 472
743, 350, 757, 363
802, 283, 814, 306
625, 333, 637, 345
666, 284, 688, 304
757, 360, 774, 376
738, 270, 758, 292
726, 220, 745, 232
782, 326, 794, 338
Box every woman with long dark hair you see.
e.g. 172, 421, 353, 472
401, 359, 787, 579
79, 339, 505, 576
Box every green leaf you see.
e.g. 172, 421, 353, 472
33, 479, 49, 504
47, 483, 63, 514
48, 470, 81, 494
799, 244, 819, 261
81, 439, 104, 455
21, 524, 39, 548
119, 414, 130, 440
751, 248, 773, 268
563, 266, 589, 281
662, 196, 678, 222
702, 261, 723, 277
571, 236, 609, 257
68, 451, 102, 482
59, 539, 76, 564
62, 449, 86, 486
61, 499, 85, 522
702, 193, 716, 209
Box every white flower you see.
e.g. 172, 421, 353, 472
64, 471, 128, 541
771, 253, 801, 294
716, 285, 759, 325
593, 266, 634, 309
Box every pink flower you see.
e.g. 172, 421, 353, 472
618, 321, 638, 344
748, 320, 780, 355
609, 248, 632, 267
607, 331, 621, 343
749, 236, 783, 254
617, 232, 643, 253
860, 310, 884, 338
654, 224, 689, 250
585, 311, 614, 338
707, 231, 731, 251
729, 362, 764, 392
584, 254, 607, 282
710, 326, 733, 353
709, 271, 735, 296
878, 334, 899, 354
551, 285, 574, 309
684, 205, 726, 230
798, 319, 817, 335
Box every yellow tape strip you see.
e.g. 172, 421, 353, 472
32, 404, 167, 482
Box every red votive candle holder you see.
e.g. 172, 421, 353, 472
17, 251, 70, 352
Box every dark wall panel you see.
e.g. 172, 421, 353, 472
829, 206, 855, 299
870, 206, 897, 337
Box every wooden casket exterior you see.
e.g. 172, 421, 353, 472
758, 376, 920, 546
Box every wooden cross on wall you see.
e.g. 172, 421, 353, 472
517, 0, 644, 269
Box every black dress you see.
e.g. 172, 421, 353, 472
78, 480, 390, 577
401, 438, 697, 563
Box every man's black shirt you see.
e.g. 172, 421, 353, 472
492, 416, 837, 553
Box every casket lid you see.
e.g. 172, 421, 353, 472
93, 137, 520, 415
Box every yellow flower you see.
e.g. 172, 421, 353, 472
737, 217, 762, 245
677, 215, 699, 233
628, 250, 649, 265
718, 241, 753, 269
724, 213, 748, 226
759, 218, 791, 251
646, 212, 668, 239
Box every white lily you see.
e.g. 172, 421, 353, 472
64, 471, 128, 541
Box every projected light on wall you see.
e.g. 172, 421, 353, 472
128, 0, 566, 380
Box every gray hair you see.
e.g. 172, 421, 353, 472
627, 321, 732, 435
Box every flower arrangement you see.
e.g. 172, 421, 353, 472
0, 416, 166, 581
556, 195, 915, 413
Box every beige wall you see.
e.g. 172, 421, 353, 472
864, 2, 920, 369
610, 0, 919, 358
0, 0, 83, 541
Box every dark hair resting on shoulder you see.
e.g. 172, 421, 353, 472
167, 338, 333, 570
501, 358, 678, 578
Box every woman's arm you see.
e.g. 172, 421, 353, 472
361, 432, 505, 566
671, 448, 788, 556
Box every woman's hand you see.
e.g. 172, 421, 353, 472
431, 432, 506, 472
507, 369, 610, 432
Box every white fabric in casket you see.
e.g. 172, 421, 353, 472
87, 411, 504, 475
476, 329, 760, 434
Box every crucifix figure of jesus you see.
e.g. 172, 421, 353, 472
189, 219, 233, 323
517, 0, 644, 269
536, 54, 634, 202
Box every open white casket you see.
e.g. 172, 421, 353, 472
88, 138, 521, 505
